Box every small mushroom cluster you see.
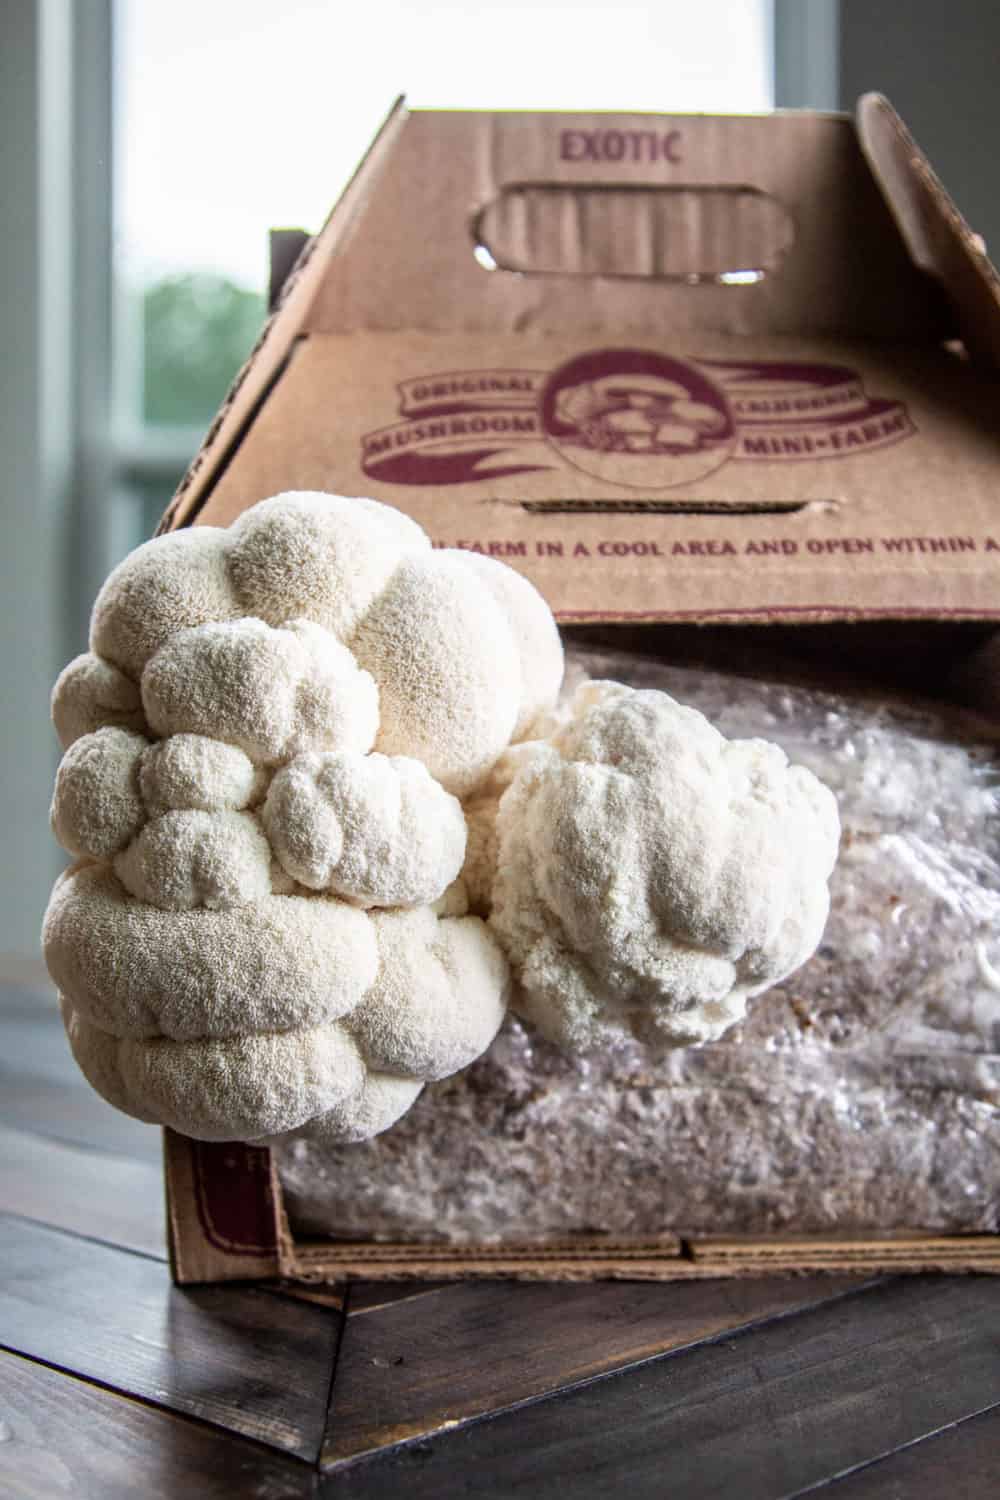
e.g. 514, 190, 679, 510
487, 681, 841, 1051
43, 489, 841, 1148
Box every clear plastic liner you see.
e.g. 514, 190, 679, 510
276, 640, 1000, 1241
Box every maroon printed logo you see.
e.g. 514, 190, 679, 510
359, 350, 913, 489
540, 349, 736, 489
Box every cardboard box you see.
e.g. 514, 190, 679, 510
162, 94, 1000, 1283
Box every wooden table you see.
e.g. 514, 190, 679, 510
1, 979, 997, 1498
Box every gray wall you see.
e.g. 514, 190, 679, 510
1, 2, 112, 967
839, 1, 1000, 254
0, 2, 72, 967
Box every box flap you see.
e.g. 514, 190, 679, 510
304, 107, 950, 343
163, 99, 996, 538
856, 92, 1000, 370
161, 97, 1000, 633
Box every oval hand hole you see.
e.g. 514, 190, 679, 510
473, 183, 794, 284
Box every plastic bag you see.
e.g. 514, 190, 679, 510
277, 636, 1000, 1241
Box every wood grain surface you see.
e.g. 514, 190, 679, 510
316, 1276, 1000, 1498
0, 1349, 311, 1500
0, 1124, 165, 1258
322, 1273, 874, 1467
1, 978, 996, 1497
0, 1213, 341, 1459
817, 1405, 1000, 1498
0, 986, 161, 1160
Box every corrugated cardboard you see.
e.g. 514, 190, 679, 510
162, 95, 1000, 1284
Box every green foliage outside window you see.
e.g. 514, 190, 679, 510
142, 272, 265, 427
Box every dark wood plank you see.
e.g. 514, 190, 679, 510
0, 1069, 163, 1160
322, 1271, 872, 1468
318, 1276, 1000, 1496
813, 1403, 1000, 1499
0, 1213, 340, 1460
0, 1124, 166, 1259
0, 1348, 312, 1500
0, 984, 161, 1161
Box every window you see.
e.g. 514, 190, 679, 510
112, 0, 774, 545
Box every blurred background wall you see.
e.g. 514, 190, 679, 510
1, 0, 998, 964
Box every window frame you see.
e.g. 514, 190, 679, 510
105, 3, 821, 555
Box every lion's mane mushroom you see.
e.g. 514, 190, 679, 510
489, 681, 840, 1051
44, 491, 562, 1144
44, 489, 840, 1151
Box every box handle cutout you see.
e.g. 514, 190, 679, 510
474, 184, 794, 283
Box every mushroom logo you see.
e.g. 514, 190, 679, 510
541, 349, 736, 488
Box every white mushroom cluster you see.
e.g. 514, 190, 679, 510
44, 491, 563, 1143
43, 489, 840, 1150
486, 682, 840, 1051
